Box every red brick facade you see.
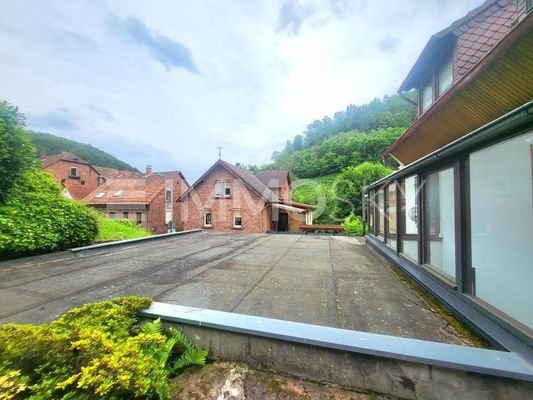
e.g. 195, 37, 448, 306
43, 156, 103, 200
180, 165, 271, 233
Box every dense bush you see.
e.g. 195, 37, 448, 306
0, 169, 98, 258
0, 296, 208, 400
343, 215, 364, 235
334, 162, 392, 219
0, 101, 36, 201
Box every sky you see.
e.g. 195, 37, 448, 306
0, 0, 483, 182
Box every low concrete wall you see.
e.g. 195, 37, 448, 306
141, 303, 533, 400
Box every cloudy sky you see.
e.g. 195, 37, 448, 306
1, 0, 482, 181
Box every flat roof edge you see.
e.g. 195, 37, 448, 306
140, 302, 533, 382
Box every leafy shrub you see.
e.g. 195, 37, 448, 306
333, 162, 392, 219
0, 169, 98, 258
0, 296, 207, 400
343, 215, 364, 235
96, 214, 151, 242
0, 101, 36, 202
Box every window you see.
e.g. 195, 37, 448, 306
97, 176, 105, 186
224, 182, 231, 197
204, 209, 212, 227
233, 209, 242, 228
165, 189, 172, 203
136, 212, 142, 224
424, 168, 456, 281
108, 212, 116, 219
95, 192, 106, 198
400, 176, 419, 262
123, 211, 129, 219
214, 181, 222, 197
386, 183, 397, 248
470, 132, 533, 329
112, 190, 124, 197
376, 188, 385, 238
368, 190, 375, 234
69, 166, 78, 177
438, 56, 453, 96
420, 83, 433, 113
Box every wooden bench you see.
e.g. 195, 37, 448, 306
299, 224, 345, 234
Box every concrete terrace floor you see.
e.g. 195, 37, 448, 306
0, 232, 471, 345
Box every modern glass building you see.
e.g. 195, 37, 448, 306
364, 1, 533, 358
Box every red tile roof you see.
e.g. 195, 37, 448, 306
63, 182, 98, 200
83, 175, 165, 205
254, 170, 290, 188
41, 152, 90, 168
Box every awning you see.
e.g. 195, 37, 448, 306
271, 203, 307, 214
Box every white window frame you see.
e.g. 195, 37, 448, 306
165, 189, 172, 203
224, 182, 231, 197
204, 209, 212, 227
233, 209, 242, 228
214, 181, 223, 198
69, 166, 78, 177
437, 56, 453, 96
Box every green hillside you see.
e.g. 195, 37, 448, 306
28, 131, 137, 171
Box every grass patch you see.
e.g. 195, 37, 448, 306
96, 215, 151, 242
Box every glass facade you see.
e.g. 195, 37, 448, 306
401, 176, 418, 261
386, 183, 397, 248
470, 132, 533, 329
424, 168, 456, 281
377, 189, 385, 237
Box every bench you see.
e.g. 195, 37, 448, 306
299, 224, 345, 234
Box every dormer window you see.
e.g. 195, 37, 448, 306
97, 176, 105, 186
418, 53, 454, 115
69, 166, 79, 178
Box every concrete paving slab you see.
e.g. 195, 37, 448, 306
0, 232, 479, 346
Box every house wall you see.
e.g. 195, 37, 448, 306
181, 165, 268, 233
44, 160, 101, 199
147, 188, 167, 234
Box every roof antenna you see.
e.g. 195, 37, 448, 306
217, 146, 222, 160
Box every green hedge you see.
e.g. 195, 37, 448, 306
0, 296, 207, 399
0, 169, 98, 258
343, 215, 364, 236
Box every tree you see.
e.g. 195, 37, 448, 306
333, 162, 392, 219
0, 101, 36, 201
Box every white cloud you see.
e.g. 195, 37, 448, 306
0, 0, 483, 181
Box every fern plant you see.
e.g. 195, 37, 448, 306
142, 319, 208, 375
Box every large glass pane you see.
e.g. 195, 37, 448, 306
424, 168, 456, 280
386, 183, 397, 248
368, 190, 375, 234
377, 189, 385, 238
401, 176, 418, 261
421, 83, 432, 112
470, 132, 533, 329
438, 57, 453, 96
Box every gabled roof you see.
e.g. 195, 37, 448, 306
179, 159, 278, 202
399, 0, 516, 91
83, 175, 165, 205
384, 11, 533, 163
254, 170, 290, 188
150, 170, 190, 188
42, 152, 90, 168
93, 166, 121, 180
62, 181, 98, 200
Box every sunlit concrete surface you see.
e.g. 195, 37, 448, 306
0, 232, 472, 345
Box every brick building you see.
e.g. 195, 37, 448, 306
179, 159, 314, 233
84, 166, 189, 233
41, 152, 106, 200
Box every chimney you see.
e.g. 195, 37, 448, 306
145, 165, 152, 175
235, 162, 241, 167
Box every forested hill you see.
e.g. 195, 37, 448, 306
268, 94, 416, 178
28, 131, 137, 171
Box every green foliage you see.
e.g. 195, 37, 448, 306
272, 127, 403, 178
27, 131, 137, 171
279, 94, 415, 153
334, 162, 392, 219
0, 101, 37, 201
96, 214, 151, 242
343, 215, 364, 236
0, 170, 98, 258
0, 297, 207, 400
292, 174, 338, 224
